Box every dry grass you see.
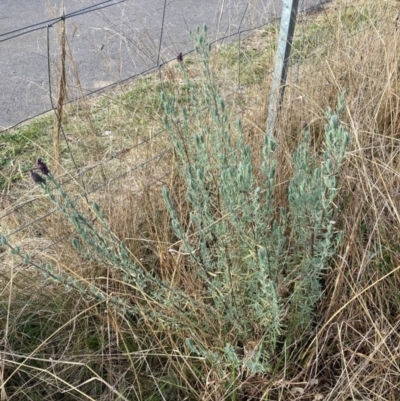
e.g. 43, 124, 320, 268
2, 0, 400, 399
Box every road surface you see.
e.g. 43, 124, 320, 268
0, 0, 326, 130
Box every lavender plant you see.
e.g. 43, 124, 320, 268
162, 26, 349, 373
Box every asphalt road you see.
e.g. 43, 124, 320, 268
0, 0, 326, 130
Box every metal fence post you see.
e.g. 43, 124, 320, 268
266, 0, 299, 137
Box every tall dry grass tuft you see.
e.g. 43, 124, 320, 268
53, 11, 66, 175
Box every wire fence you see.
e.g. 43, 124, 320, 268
0, 0, 339, 274
0, 0, 285, 131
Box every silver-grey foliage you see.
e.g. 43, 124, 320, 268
162, 26, 349, 372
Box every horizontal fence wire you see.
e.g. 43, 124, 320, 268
0, 0, 126, 43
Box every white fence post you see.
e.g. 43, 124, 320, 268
266, 0, 299, 136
